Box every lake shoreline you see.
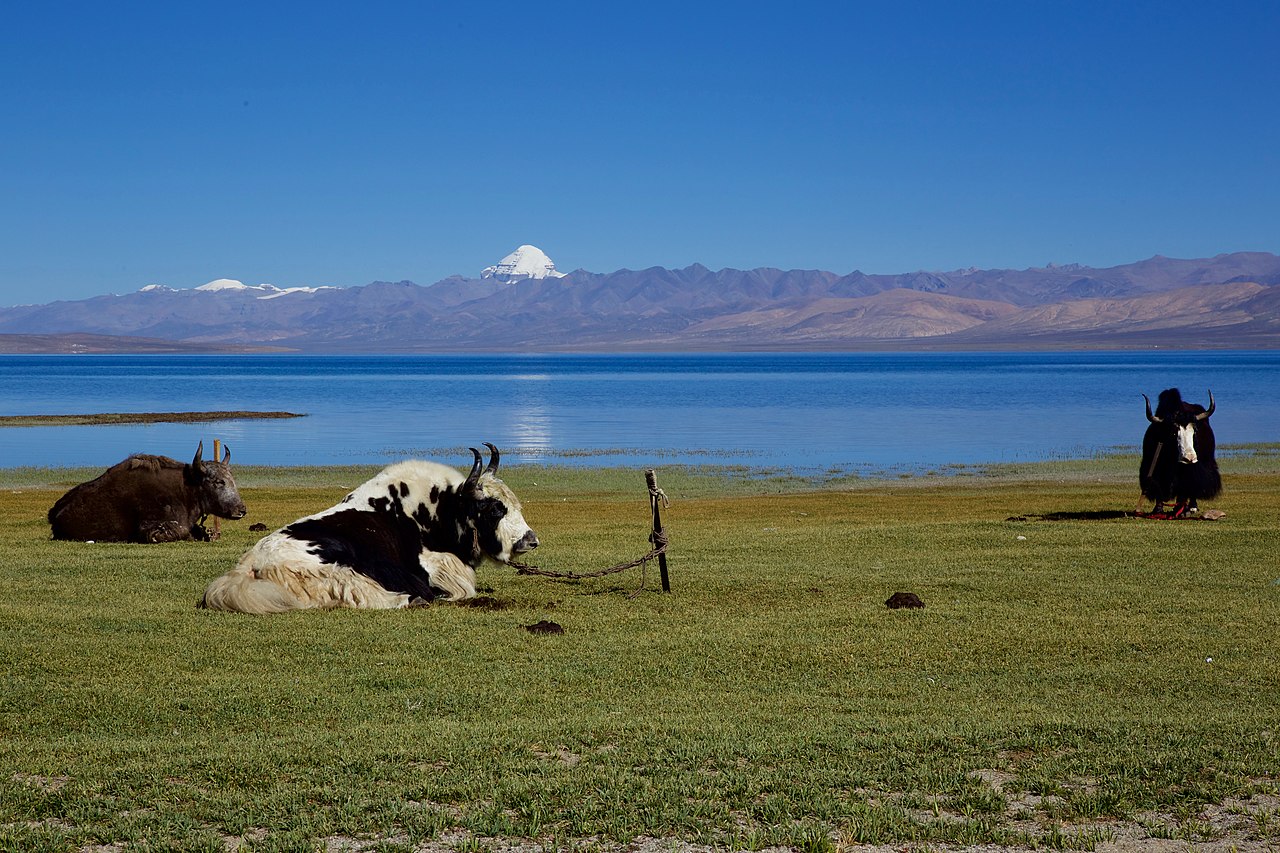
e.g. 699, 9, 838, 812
3, 445, 1277, 493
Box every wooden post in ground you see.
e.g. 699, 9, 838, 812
211, 438, 222, 540
1136, 441, 1163, 514
645, 469, 671, 592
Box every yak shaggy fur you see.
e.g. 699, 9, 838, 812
200, 454, 537, 614
1139, 388, 1222, 513
48, 445, 246, 543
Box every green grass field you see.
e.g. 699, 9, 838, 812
1, 453, 1278, 852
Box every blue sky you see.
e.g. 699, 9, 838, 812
3, 1, 1278, 303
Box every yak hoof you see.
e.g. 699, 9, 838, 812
145, 521, 185, 543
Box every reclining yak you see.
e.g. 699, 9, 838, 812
200, 444, 537, 613
49, 442, 246, 542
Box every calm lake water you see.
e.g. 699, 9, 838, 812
0, 352, 1276, 473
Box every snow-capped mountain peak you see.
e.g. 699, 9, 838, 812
195, 278, 250, 292
481, 245, 566, 281
256, 285, 334, 300
137, 279, 334, 299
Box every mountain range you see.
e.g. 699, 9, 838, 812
3, 251, 1279, 352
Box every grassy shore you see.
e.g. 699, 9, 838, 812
1, 452, 1278, 852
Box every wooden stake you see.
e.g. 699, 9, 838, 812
645, 469, 671, 592
211, 438, 222, 540
1136, 441, 1163, 514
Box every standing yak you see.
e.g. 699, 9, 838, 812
1139, 388, 1221, 517
48, 442, 247, 542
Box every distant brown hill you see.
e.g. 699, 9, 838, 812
1, 252, 1278, 352
684, 290, 1019, 340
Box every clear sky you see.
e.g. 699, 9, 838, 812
3, 1, 1278, 303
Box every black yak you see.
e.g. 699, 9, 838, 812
1139, 388, 1221, 517
48, 442, 247, 542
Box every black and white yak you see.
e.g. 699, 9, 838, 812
49, 442, 246, 542
200, 444, 537, 613
1139, 388, 1221, 517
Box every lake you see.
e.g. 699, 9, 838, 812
0, 351, 1276, 473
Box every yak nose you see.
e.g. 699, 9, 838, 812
515, 529, 539, 553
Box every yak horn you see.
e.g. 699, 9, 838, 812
221, 443, 231, 464
483, 442, 500, 475
1142, 394, 1161, 423
192, 440, 204, 466
1196, 390, 1215, 421
463, 447, 485, 496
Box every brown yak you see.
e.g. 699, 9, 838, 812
48, 442, 247, 542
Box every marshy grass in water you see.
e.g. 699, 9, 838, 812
0, 410, 303, 427
375, 445, 764, 463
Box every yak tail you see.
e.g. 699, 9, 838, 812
199, 570, 303, 614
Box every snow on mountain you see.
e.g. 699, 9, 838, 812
480, 245, 566, 281
139, 279, 334, 299
255, 285, 335, 299
195, 278, 250, 291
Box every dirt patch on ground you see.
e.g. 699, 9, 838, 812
311, 824, 1280, 852
459, 596, 510, 611
13, 787, 1278, 851
230, 785, 1280, 852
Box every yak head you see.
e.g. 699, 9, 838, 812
185, 441, 248, 519
460, 443, 538, 563
1144, 388, 1215, 465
